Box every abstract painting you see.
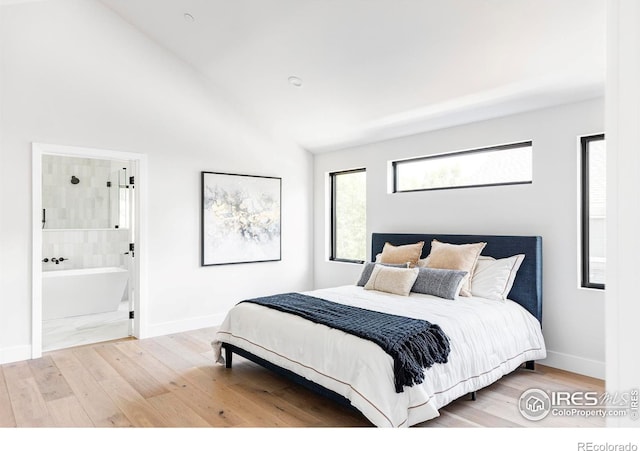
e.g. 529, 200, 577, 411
201, 172, 281, 266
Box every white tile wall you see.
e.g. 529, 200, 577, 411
41, 155, 132, 272
42, 229, 130, 271
42, 155, 130, 229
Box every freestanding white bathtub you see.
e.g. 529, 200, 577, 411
42, 267, 129, 320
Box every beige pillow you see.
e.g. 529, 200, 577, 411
379, 241, 424, 267
364, 265, 419, 296
420, 240, 487, 296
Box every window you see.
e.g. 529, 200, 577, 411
392, 141, 533, 192
330, 169, 366, 263
581, 134, 606, 289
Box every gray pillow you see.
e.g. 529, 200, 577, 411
411, 267, 468, 300
356, 262, 407, 287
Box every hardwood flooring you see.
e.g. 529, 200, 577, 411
0, 326, 605, 428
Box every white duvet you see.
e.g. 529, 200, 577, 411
211, 285, 546, 427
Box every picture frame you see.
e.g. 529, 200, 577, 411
201, 171, 282, 266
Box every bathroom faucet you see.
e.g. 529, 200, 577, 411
48, 257, 68, 264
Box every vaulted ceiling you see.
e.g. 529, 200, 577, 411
100, 0, 606, 152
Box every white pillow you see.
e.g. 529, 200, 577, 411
364, 265, 419, 296
470, 254, 525, 301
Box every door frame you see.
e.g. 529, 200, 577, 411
31, 142, 148, 358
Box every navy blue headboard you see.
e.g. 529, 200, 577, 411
371, 233, 543, 324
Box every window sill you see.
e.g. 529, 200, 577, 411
577, 285, 606, 293
328, 258, 365, 265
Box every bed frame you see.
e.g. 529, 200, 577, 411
371, 233, 543, 323
221, 233, 543, 416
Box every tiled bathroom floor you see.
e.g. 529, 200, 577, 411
42, 300, 130, 352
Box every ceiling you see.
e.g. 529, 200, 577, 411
99, 0, 606, 153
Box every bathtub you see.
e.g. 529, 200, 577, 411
42, 267, 129, 320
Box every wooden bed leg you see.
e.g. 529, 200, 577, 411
470, 391, 477, 401
525, 360, 535, 371
224, 346, 233, 369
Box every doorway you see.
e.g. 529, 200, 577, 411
32, 143, 147, 357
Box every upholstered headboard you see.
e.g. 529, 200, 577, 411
371, 233, 543, 323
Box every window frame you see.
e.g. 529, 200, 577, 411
391, 141, 533, 193
329, 168, 366, 264
580, 133, 606, 290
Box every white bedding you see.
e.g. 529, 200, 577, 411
211, 285, 546, 427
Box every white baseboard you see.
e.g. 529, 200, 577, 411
0, 345, 32, 365
540, 350, 605, 380
144, 313, 227, 339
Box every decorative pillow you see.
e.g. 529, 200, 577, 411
420, 240, 487, 296
379, 241, 424, 267
364, 265, 419, 296
356, 262, 407, 286
411, 267, 468, 300
471, 254, 525, 301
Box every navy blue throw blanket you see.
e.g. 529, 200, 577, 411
240, 292, 451, 393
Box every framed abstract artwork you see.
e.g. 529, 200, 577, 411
201, 171, 282, 266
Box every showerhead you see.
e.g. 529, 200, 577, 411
71, 175, 80, 185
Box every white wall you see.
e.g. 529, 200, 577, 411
0, 0, 313, 363
314, 98, 605, 378
605, 0, 640, 427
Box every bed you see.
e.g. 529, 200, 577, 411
211, 233, 546, 427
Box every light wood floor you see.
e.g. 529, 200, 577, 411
0, 326, 605, 428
